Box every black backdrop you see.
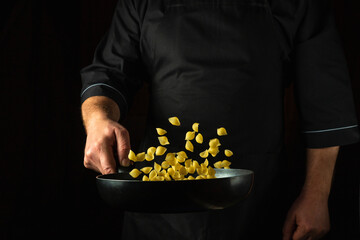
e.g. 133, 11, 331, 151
1, 0, 359, 239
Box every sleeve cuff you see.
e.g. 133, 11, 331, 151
80, 83, 128, 122
303, 125, 360, 148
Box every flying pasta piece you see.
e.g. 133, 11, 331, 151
199, 150, 209, 158
209, 138, 221, 148
168, 117, 180, 126
176, 155, 186, 163
208, 147, 219, 157
136, 152, 145, 162
167, 167, 175, 177
192, 123, 199, 132
217, 127, 228, 136
192, 160, 200, 169
224, 149, 233, 157
129, 168, 142, 178
140, 166, 153, 174
145, 153, 154, 161
187, 165, 196, 174
149, 170, 157, 179
214, 161, 222, 169
185, 131, 195, 140
156, 128, 167, 135
185, 140, 194, 152
155, 146, 167, 156
147, 147, 156, 155
127, 116, 233, 181
179, 166, 188, 175
195, 133, 203, 144
158, 169, 166, 176
164, 173, 172, 181
161, 160, 170, 169
177, 151, 188, 159
221, 160, 231, 168
154, 162, 162, 172
203, 159, 209, 167
184, 159, 192, 168
207, 166, 216, 177
158, 136, 170, 145
128, 150, 137, 162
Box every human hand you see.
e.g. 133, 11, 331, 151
83, 117, 131, 174
282, 191, 330, 240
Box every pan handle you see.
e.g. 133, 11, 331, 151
117, 165, 134, 173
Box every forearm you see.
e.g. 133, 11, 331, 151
81, 96, 121, 132
301, 146, 340, 198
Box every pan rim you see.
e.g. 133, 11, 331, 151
96, 168, 254, 182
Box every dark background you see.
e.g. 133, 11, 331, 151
1, 0, 359, 239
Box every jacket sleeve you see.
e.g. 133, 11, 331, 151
80, 0, 148, 121
292, 0, 359, 148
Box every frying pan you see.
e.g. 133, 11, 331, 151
96, 168, 254, 213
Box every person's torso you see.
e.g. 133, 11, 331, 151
126, 1, 290, 239
136, 0, 286, 156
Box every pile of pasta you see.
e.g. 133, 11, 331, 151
128, 117, 233, 181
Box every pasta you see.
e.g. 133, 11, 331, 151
155, 146, 167, 156
140, 166, 153, 174
158, 136, 170, 145
168, 117, 180, 126
185, 140, 194, 152
195, 133, 203, 144
127, 116, 234, 181
224, 149, 233, 157
156, 128, 167, 135
192, 123, 199, 132
136, 152, 145, 162
128, 150, 137, 162
217, 127, 228, 136
185, 131, 196, 140
129, 168, 141, 178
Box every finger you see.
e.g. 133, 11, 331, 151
292, 226, 310, 240
99, 143, 117, 174
84, 146, 102, 173
83, 157, 101, 173
282, 213, 296, 240
114, 127, 131, 167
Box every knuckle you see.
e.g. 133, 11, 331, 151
84, 148, 94, 159
83, 159, 91, 168
119, 145, 130, 152
93, 140, 104, 149
83, 157, 94, 170
83, 153, 94, 167
85, 145, 99, 159
104, 125, 115, 137
302, 224, 312, 233
118, 127, 130, 138
102, 166, 114, 174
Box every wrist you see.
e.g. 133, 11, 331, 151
81, 96, 121, 132
85, 112, 108, 126
300, 186, 330, 201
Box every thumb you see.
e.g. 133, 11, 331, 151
282, 211, 297, 240
114, 126, 131, 167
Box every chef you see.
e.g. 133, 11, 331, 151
79, 0, 359, 239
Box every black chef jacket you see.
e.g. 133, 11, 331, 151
80, 0, 360, 239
